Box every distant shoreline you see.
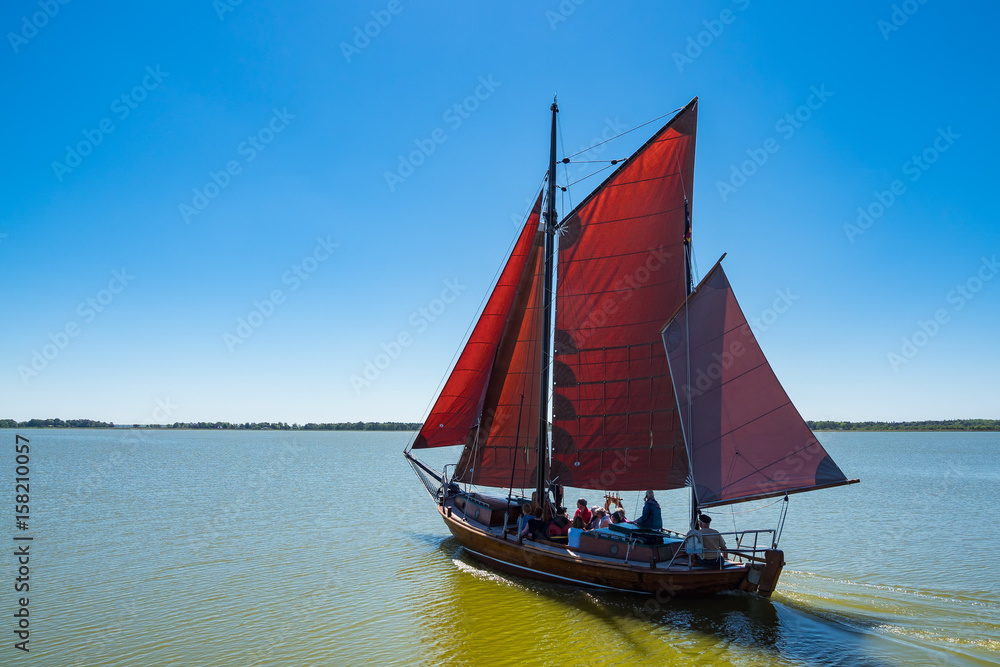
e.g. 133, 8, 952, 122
0, 420, 422, 431
2, 419, 998, 432
806, 420, 999, 432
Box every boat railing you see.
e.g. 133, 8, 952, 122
662, 528, 776, 570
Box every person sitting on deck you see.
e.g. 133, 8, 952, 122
548, 506, 570, 540
694, 514, 728, 568
567, 516, 587, 548
632, 490, 663, 531
526, 513, 549, 540
610, 508, 626, 524
517, 505, 535, 538
574, 498, 592, 527
518, 504, 548, 541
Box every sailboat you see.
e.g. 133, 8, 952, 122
404, 97, 858, 596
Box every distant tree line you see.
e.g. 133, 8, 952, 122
1, 419, 421, 431
5, 418, 996, 432
808, 419, 1000, 431
0, 418, 115, 428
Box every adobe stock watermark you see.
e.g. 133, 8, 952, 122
673, 0, 751, 73
213, 0, 245, 21
681, 288, 798, 401
571, 247, 673, 349
7, 0, 71, 54
565, 117, 629, 178
384, 76, 501, 192
340, 0, 403, 62
508, 192, 542, 229
878, 0, 930, 40
584, 449, 641, 491
195, 441, 304, 549
17, 268, 135, 385
716, 85, 833, 202
887, 255, 998, 371
51, 66, 169, 182
351, 278, 467, 393
224, 236, 338, 352
71, 396, 179, 503
544, 0, 586, 31
242, 568, 344, 666
747, 288, 799, 336
507, 117, 630, 228
179, 108, 296, 224
843, 127, 959, 244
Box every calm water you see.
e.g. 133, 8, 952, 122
1, 429, 997, 666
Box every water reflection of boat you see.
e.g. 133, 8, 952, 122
405, 97, 857, 597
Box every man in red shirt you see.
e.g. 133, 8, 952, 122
574, 498, 592, 527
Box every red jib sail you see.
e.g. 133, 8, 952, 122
661, 262, 856, 507
453, 219, 545, 488
550, 98, 698, 491
412, 195, 544, 489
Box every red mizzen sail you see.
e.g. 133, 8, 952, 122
550, 98, 698, 491
413, 195, 544, 488
661, 262, 856, 507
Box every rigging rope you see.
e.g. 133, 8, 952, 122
563, 162, 617, 189
561, 106, 684, 160
555, 105, 685, 196
557, 112, 573, 214
718, 496, 786, 514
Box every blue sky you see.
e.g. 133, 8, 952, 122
2, 1, 997, 424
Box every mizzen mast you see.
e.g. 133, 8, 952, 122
683, 195, 698, 530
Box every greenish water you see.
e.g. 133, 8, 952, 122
1, 429, 997, 666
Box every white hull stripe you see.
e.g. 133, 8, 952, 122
462, 547, 651, 595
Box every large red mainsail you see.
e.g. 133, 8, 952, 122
661, 262, 856, 507
550, 98, 698, 491
411, 196, 543, 456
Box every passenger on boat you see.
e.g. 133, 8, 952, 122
610, 508, 626, 524
518, 504, 548, 541
526, 514, 549, 540
633, 490, 663, 531
548, 506, 570, 540
567, 516, 586, 548
589, 507, 611, 530
517, 505, 535, 538
694, 514, 728, 568
574, 499, 592, 527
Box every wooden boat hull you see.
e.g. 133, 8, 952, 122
438, 501, 774, 597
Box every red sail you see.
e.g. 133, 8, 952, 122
411, 196, 543, 452
661, 262, 856, 507
453, 221, 545, 488
551, 98, 698, 491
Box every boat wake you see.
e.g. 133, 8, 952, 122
450, 558, 527, 589
776, 570, 1000, 665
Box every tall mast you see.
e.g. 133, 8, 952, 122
536, 97, 558, 509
